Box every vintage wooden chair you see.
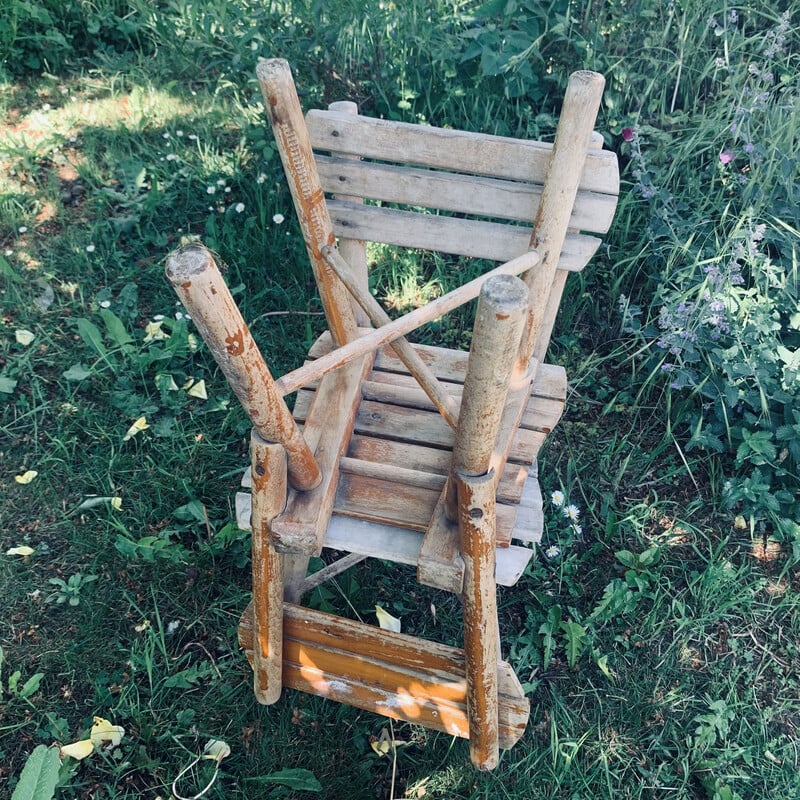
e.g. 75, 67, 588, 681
166, 58, 618, 769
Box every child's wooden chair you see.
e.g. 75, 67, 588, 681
166, 58, 618, 769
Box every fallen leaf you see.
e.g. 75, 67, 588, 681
375, 605, 401, 633
187, 379, 207, 400
122, 416, 149, 441
15, 470, 38, 484
60, 739, 94, 760
90, 716, 125, 748
6, 545, 35, 557
203, 739, 231, 763
15, 329, 35, 346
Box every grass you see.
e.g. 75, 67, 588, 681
2, 1, 800, 798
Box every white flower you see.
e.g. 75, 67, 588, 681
18, 226, 27, 233
163, 132, 170, 139
176, 130, 184, 137
563, 504, 580, 521
216, 178, 226, 186
234, 202, 245, 213
166, 153, 178, 161
99, 300, 111, 308
206, 186, 216, 194
545, 545, 561, 558
175, 311, 185, 320
166, 620, 181, 635
551, 490, 565, 507
572, 524, 583, 536
86, 244, 95, 253
272, 213, 285, 225
5, 248, 13, 255
153, 314, 165, 321
188, 133, 198, 140
256, 173, 267, 184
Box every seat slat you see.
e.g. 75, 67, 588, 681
316, 155, 617, 234
306, 109, 619, 195
327, 200, 602, 266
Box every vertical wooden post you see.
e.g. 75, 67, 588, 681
448, 275, 529, 769
250, 433, 286, 704
166, 244, 321, 491
257, 58, 359, 346
518, 70, 605, 370
457, 469, 500, 770
533, 130, 606, 363
328, 99, 370, 327
445, 275, 529, 519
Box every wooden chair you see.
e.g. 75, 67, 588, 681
166, 58, 619, 770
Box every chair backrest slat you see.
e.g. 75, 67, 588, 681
327, 199, 601, 268
306, 109, 619, 195
315, 155, 616, 235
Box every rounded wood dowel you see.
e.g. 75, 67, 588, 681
257, 58, 358, 347
519, 69, 606, 368
166, 244, 321, 491
457, 469, 500, 770
445, 274, 529, 520
250, 433, 287, 704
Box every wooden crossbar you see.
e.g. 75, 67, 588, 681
238, 602, 530, 750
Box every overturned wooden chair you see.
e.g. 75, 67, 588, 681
166, 58, 618, 769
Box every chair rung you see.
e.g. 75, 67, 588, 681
239, 601, 530, 749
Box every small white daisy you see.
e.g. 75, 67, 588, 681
188, 133, 198, 140
206, 186, 216, 194
234, 202, 245, 213
224, 186, 231, 193
18, 226, 28, 233
272, 213, 285, 225
86, 244, 95, 253
99, 300, 111, 308
166, 153, 178, 161
256, 173, 267, 184
551, 490, 565, 507
545, 545, 561, 558
176, 130, 184, 137
563, 504, 580, 521
163, 132, 170, 139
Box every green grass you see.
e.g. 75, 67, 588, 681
2, 1, 800, 798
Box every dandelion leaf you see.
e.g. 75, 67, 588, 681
11, 745, 60, 800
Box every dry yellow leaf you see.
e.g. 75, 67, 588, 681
15, 329, 35, 346
122, 416, 149, 441
15, 470, 38, 485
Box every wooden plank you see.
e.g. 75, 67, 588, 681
316, 156, 617, 234
256, 58, 358, 347
328, 200, 601, 266
239, 603, 530, 748
327, 100, 370, 327
270, 353, 373, 555
237, 505, 533, 589
305, 109, 619, 195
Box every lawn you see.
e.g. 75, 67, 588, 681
1, 1, 799, 798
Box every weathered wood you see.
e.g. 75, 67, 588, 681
328, 100, 370, 327
456, 470, 500, 770
324, 246, 460, 428
328, 200, 601, 265
315, 155, 617, 233
518, 70, 606, 368
306, 109, 619, 194
249, 434, 287, 704
445, 275, 529, 519
165, 244, 321, 491
235, 504, 534, 589
533, 132, 607, 363
275, 249, 540, 396
238, 602, 530, 748
300, 552, 367, 593
271, 352, 373, 555
257, 58, 358, 346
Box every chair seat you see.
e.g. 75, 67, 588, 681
236, 332, 566, 590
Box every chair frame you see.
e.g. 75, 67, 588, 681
166, 58, 618, 769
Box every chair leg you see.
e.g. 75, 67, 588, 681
457, 469, 500, 770
283, 554, 311, 604
250, 433, 288, 705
